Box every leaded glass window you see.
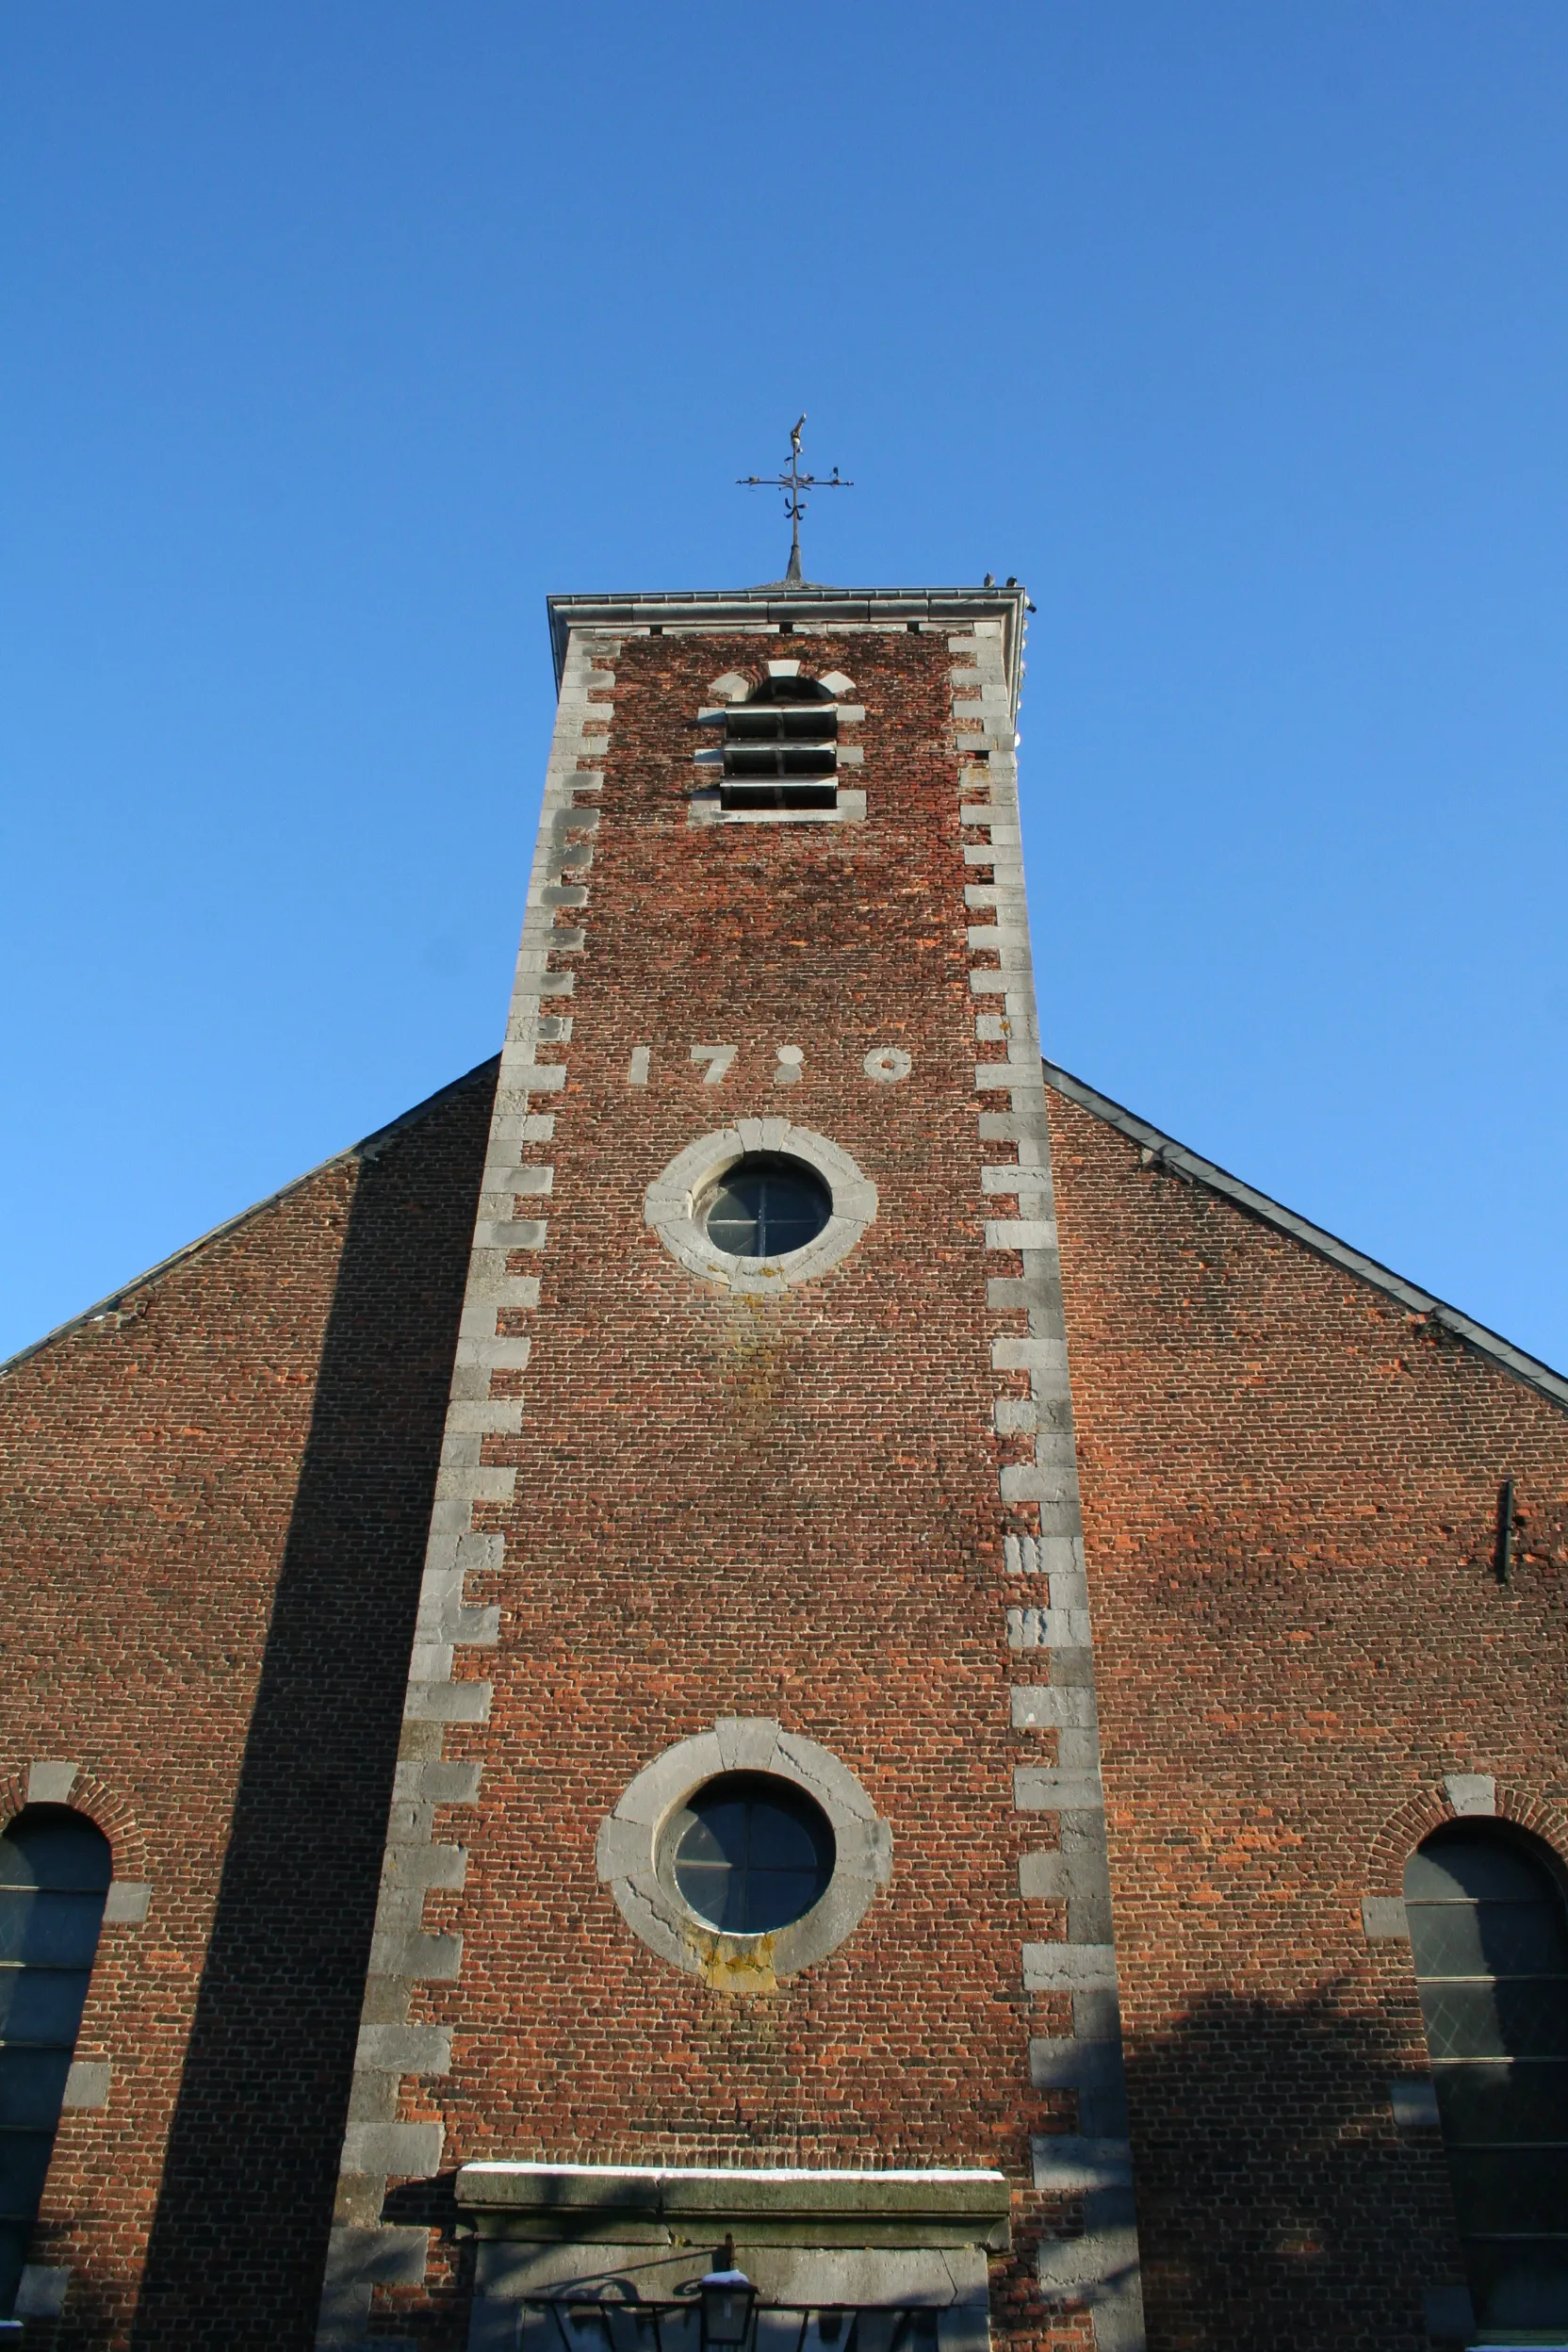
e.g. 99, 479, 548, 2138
696, 1157, 831, 1262
1405, 1827, 1568, 2338
663, 1775, 835, 1936
0, 1807, 112, 2314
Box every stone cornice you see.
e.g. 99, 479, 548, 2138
545, 584, 1029, 725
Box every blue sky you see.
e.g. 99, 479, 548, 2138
4, 3, 1566, 1367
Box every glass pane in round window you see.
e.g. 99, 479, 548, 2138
697, 1155, 831, 1260
667, 1773, 835, 1936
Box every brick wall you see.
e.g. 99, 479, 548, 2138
0, 1064, 494, 2350
1047, 1085, 1568, 2349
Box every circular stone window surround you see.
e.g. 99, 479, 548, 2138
595, 1719, 893, 1988
645, 1120, 877, 1296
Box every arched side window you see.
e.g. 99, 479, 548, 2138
1405, 1825, 1568, 2338
0, 1807, 112, 2315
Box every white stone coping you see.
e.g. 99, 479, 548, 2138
644, 1123, 876, 1295
457, 2160, 1005, 2218
596, 1720, 892, 1984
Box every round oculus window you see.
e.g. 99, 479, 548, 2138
662, 1772, 836, 1936
694, 1154, 831, 1261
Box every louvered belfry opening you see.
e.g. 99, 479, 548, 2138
721, 674, 839, 812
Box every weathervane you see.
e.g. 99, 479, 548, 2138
738, 415, 853, 586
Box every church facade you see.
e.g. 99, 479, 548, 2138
3, 579, 1566, 2352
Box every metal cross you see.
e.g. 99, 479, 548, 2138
738, 415, 853, 585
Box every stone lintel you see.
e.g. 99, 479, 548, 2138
455, 2164, 1011, 2250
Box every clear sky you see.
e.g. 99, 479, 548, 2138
4, 3, 1566, 1369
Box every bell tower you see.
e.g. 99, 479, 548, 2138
317, 564, 1147, 2352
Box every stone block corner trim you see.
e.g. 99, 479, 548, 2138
315, 623, 619, 2348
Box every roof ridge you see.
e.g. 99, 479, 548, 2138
1041, 1055, 1568, 1416
0, 1056, 499, 1381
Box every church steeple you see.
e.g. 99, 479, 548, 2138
310, 563, 1145, 2348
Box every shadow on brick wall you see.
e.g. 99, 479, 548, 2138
1108, 1984, 1462, 2352
129, 1065, 496, 2352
